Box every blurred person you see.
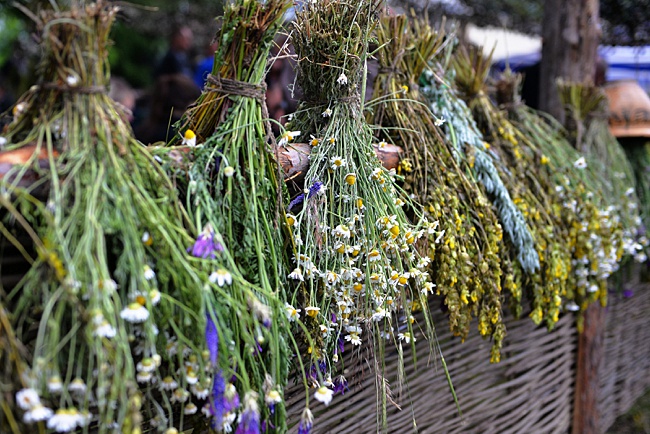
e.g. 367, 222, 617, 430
155, 25, 195, 79
135, 73, 200, 145
193, 40, 218, 89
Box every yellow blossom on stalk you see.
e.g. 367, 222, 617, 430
541, 155, 549, 165
399, 159, 413, 173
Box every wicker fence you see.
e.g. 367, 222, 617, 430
285, 299, 578, 434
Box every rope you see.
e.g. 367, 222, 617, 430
205, 74, 267, 101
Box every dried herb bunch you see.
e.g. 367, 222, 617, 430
495, 73, 628, 328
285, 0, 446, 419
451, 46, 577, 328
371, 15, 506, 362
0, 2, 266, 432
160, 0, 308, 432
559, 81, 648, 298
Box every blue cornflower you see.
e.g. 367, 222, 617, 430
206, 314, 219, 366
288, 181, 326, 211
189, 224, 223, 258
333, 375, 349, 395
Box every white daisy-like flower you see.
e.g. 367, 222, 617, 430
93, 321, 116, 338
304, 306, 320, 318
587, 284, 599, 293
625, 187, 635, 197
332, 224, 351, 239
120, 303, 150, 323
336, 72, 348, 86
322, 108, 332, 117
65, 75, 79, 87
183, 402, 198, 415
224, 166, 235, 177
68, 378, 87, 394
160, 376, 178, 391
265, 390, 282, 405
398, 332, 415, 343
47, 408, 83, 432
285, 303, 301, 322
345, 333, 362, 346
143, 265, 155, 281
565, 301, 580, 312
136, 371, 153, 383
201, 403, 212, 418
142, 231, 153, 246
573, 157, 587, 169
278, 130, 301, 146
330, 156, 347, 170
23, 404, 53, 423
149, 289, 161, 306
314, 386, 334, 406
434, 117, 446, 127
371, 307, 388, 322
47, 376, 63, 394
16, 388, 41, 410
209, 269, 233, 287
137, 358, 157, 373
182, 129, 197, 147
288, 268, 304, 281
191, 384, 210, 400
186, 371, 199, 385
171, 388, 190, 403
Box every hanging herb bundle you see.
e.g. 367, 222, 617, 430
449, 46, 576, 328
558, 81, 646, 265
370, 15, 506, 362
497, 73, 624, 326
285, 0, 446, 418
0, 2, 269, 433
617, 138, 650, 238
159, 0, 307, 432
421, 48, 533, 326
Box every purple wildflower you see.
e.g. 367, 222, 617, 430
297, 408, 313, 434
289, 194, 305, 210
623, 288, 634, 298
235, 392, 261, 434
224, 384, 240, 413
206, 314, 219, 366
210, 371, 226, 428
338, 337, 345, 354
188, 224, 223, 259
333, 375, 348, 395
307, 181, 325, 198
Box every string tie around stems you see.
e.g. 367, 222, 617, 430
38, 82, 107, 94
205, 74, 267, 101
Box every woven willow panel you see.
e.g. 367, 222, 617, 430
598, 282, 650, 433
285, 299, 578, 433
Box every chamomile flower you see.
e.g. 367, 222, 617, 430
314, 386, 334, 406
120, 303, 150, 323
565, 301, 580, 312
68, 378, 87, 394
142, 231, 153, 246
171, 388, 190, 403
337, 72, 348, 86
137, 358, 157, 373
398, 332, 415, 343
47, 376, 63, 394
160, 376, 178, 391
573, 157, 587, 169
322, 108, 332, 117
184, 402, 198, 415
16, 388, 41, 410
224, 166, 235, 177
0, 137, 7, 148
136, 371, 154, 383
278, 130, 301, 146
304, 306, 320, 318
265, 390, 282, 406
182, 129, 197, 147
288, 268, 304, 281
285, 303, 301, 321
286, 213, 297, 226
143, 265, 155, 280
210, 269, 233, 287
47, 408, 83, 432
186, 370, 199, 385
332, 224, 351, 239
330, 156, 347, 169
93, 321, 116, 338
344, 173, 357, 185
65, 75, 79, 87
23, 404, 53, 423
434, 117, 445, 127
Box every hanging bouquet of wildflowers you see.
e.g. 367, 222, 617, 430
370, 15, 506, 362
558, 82, 648, 287
449, 46, 578, 329
0, 2, 263, 432
497, 73, 629, 324
157, 0, 309, 432
283, 1, 450, 426
421, 46, 536, 328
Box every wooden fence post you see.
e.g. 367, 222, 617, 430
573, 303, 606, 434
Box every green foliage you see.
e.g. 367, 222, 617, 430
108, 21, 164, 88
